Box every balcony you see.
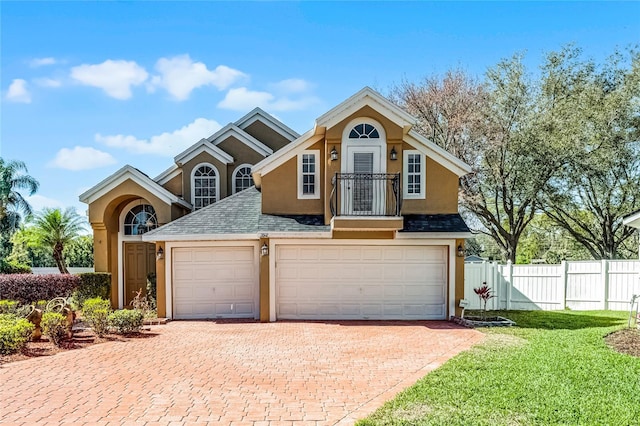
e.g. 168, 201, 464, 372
330, 173, 403, 231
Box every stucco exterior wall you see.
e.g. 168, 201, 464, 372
243, 120, 292, 152
161, 173, 183, 197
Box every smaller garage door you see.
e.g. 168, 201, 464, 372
173, 246, 258, 319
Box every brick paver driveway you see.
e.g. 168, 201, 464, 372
1, 321, 482, 425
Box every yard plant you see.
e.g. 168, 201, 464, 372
0, 314, 34, 354
108, 309, 144, 334
41, 312, 66, 346
82, 297, 111, 337
358, 310, 640, 426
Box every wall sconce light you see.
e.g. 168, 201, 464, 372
261, 243, 269, 257
390, 146, 398, 161
457, 244, 464, 258
330, 146, 338, 161
156, 247, 164, 260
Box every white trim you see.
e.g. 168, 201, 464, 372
268, 238, 458, 322
234, 107, 300, 141
297, 150, 320, 199
257, 231, 332, 239
316, 87, 416, 132
403, 150, 425, 199
174, 138, 234, 166
164, 240, 260, 320
154, 165, 181, 185
623, 210, 640, 229
207, 124, 273, 157
79, 165, 191, 209
232, 163, 254, 195
190, 162, 220, 209
252, 129, 323, 181
396, 232, 474, 239
406, 130, 471, 177
144, 233, 258, 242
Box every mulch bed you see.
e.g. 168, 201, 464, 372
605, 328, 640, 358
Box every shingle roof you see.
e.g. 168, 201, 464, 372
401, 214, 470, 233
144, 187, 330, 239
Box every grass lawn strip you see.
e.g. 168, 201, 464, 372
357, 310, 640, 426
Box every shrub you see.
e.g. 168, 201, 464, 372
73, 273, 111, 309
0, 274, 80, 304
0, 259, 31, 274
0, 314, 35, 354
146, 273, 157, 310
82, 297, 111, 337
41, 312, 66, 346
108, 309, 144, 334
0, 300, 19, 314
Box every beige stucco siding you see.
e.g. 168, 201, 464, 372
216, 136, 265, 194
161, 173, 183, 197
261, 141, 324, 215
243, 120, 292, 152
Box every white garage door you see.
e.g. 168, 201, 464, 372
173, 246, 258, 319
276, 244, 447, 320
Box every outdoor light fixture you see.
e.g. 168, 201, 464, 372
261, 243, 269, 257
156, 247, 164, 260
457, 244, 464, 258
390, 146, 398, 161
330, 146, 338, 161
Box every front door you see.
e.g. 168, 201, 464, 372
342, 146, 383, 215
124, 242, 155, 307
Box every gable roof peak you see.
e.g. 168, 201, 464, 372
234, 107, 300, 141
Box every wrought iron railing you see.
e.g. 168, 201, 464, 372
330, 173, 402, 217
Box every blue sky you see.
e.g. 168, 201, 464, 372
2, 1, 639, 217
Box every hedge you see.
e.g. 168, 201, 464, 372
0, 274, 80, 304
74, 273, 111, 308
0, 259, 31, 274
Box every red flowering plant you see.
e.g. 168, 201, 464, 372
473, 282, 496, 321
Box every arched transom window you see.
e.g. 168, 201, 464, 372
123, 204, 157, 235
349, 123, 380, 139
193, 164, 218, 210
234, 166, 254, 194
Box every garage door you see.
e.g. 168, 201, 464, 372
173, 246, 258, 319
276, 245, 447, 320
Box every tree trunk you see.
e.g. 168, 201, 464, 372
52, 242, 69, 274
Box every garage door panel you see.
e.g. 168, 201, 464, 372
276, 244, 447, 320
172, 246, 258, 319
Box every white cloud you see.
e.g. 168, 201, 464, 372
217, 87, 319, 112
5, 79, 31, 103
96, 117, 222, 156
34, 78, 62, 88
70, 60, 148, 99
269, 78, 313, 94
150, 55, 246, 100
25, 194, 65, 211
29, 57, 57, 67
49, 146, 117, 171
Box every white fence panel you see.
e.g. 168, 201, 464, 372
464, 259, 640, 312
607, 260, 640, 311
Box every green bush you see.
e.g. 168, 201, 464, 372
41, 312, 66, 346
0, 300, 19, 314
108, 309, 144, 334
0, 314, 35, 354
73, 273, 111, 308
82, 297, 111, 337
0, 259, 31, 274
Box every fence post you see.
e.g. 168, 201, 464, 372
506, 260, 513, 310
561, 261, 568, 310
602, 259, 610, 310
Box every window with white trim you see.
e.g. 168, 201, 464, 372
123, 204, 157, 235
297, 150, 320, 199
233, 165, 253, 194
403, 150, 425, 199
192, 164, 218, 210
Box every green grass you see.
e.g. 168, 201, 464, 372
357, 311, 640, 426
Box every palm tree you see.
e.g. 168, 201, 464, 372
31, 208, 86, 274
0, 158, 39, 259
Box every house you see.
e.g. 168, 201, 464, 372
81, 87, 473, 322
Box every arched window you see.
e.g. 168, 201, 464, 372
192, 164, 218, 210
123, 204, 157, 235
233, 165, 254, 194
348, 123, 380, 139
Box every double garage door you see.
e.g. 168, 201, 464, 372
276, 244, 448, 320
172, 243, 448, 320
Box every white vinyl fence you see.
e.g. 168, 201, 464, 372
464, 260, 640, 311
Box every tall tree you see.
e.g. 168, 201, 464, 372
0, 158, 39, 259
30, 208, 86, 273
540, 47, 640, 259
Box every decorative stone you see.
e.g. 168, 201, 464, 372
452, 316, 515, 328
26, 308, 43, 340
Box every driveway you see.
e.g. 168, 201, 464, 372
1, 321, 482, 425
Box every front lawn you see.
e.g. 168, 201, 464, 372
358, 310, 640, 426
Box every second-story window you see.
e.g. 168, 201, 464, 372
298, 150, 320, 199
193, 164, 218, 210
404, 150, 425, 199
233, 165, 254, 194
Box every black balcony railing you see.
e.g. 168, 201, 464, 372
330, 173, 402, 217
